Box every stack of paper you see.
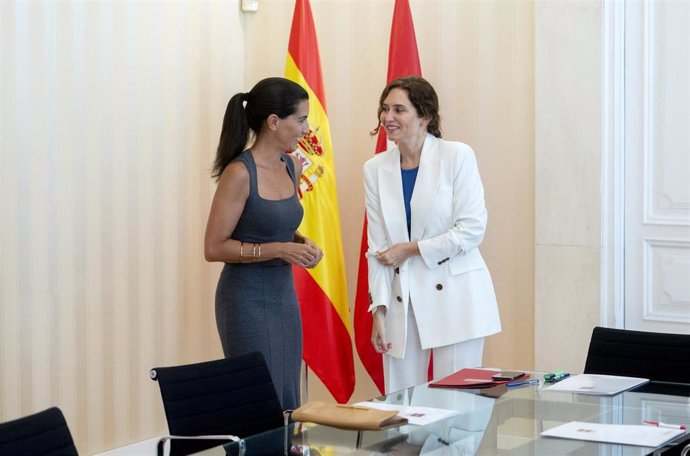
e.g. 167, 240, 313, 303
543, 374, 648, 395
541, 421, 684, 447
353, 401, 459, 426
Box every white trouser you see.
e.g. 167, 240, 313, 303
383, 305, 485, 393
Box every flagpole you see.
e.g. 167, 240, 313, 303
301, 361, 309, 404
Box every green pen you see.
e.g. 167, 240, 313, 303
544, 370, 566, 381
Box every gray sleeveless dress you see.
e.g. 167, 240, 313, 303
215, 150, 304, 411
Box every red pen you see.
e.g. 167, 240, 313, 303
642, 420, 687, 430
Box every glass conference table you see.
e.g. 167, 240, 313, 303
188, 376, 690, 456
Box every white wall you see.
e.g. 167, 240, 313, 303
1, 0, 611, 453
1, 1, 243, 453
534, 0, 603, 373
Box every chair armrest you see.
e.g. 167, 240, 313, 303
283, 410, 294, 456
682, 442, 690, 456
156, 435, 245, 456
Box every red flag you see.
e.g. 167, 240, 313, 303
286, 0, 355, 403
354, 0, 422, 394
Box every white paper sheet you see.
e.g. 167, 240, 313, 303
540, 421, 684, 447
543, 374, 649, 395
354, 401, 459, 426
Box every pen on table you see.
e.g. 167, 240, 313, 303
544, 370, 566, 381
506, 379, 540, 388
642, 420, 687, 430
545, 372, 570, 383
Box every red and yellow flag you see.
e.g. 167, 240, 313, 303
286, 0, 355, 403
354, 0, 422, 394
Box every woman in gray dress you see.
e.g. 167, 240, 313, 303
204, 77, 323, 410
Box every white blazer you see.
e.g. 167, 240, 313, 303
363, 134, 501, 359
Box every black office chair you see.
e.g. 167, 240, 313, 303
0, 407, 78, 456
150, 351, 287, 456
649, 433, 690, 456
584, 326, 690, 384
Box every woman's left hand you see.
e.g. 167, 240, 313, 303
303, 238, 323, 269
375, 242, 419, 267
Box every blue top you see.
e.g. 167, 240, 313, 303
401, 166, 419, 237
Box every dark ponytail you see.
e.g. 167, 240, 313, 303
212, 92, 249, 180
212, 78, 308, 180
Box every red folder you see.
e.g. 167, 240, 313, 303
429, 368, 527, 389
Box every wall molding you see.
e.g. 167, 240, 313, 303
601, 0, 625, 329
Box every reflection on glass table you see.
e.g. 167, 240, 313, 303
190, 377, 690, 456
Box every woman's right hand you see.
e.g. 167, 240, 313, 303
371, 307, 392, 353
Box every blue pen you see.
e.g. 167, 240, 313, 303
506, 378, 540, 388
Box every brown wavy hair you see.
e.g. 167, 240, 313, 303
371, 75, 442, 138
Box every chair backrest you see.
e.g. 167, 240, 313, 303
150, 351, 284, 455
0, 407, 78, 456
584, 326, 690, 383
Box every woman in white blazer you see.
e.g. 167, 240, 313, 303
364, 76, 501, 393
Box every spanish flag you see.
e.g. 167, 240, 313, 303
285, 0, 355, 403
354, 0, 422, 394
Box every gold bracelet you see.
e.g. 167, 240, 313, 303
239, 242, 245, 263
257, 243, 261, 260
